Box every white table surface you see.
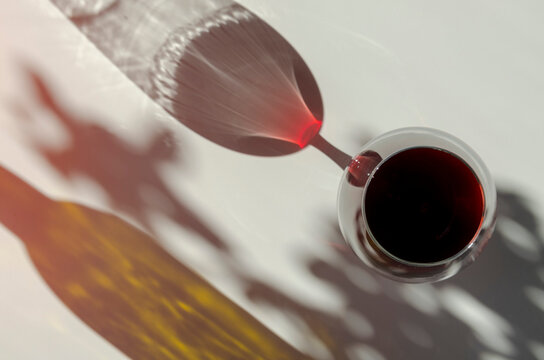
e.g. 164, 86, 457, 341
1, 1, 543, 359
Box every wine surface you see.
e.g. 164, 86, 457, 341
364, 147, 484, 263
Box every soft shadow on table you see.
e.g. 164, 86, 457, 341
24, 70, 228, 252
244, 190, 544, 360
7, 69, 314, 359
0, 165, 309, 360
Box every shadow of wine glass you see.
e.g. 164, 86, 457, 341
0, 165, 310, 360
151, 4, 323, 156
51, 0, 326, 156
149, 3, 324, 155
242, 190, 544, 360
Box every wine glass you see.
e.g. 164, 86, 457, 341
337, 127, 497, 283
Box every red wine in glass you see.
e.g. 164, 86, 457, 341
365, 147, 484, 263
338, 127, 496, 282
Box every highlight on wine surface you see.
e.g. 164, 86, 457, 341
337, 127, 497, 283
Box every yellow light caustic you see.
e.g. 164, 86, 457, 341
0, 166, 310, 360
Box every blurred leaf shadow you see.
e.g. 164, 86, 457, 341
242, 190, 544, 360
25, 69, 229, 253
0, 165, 310, 359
